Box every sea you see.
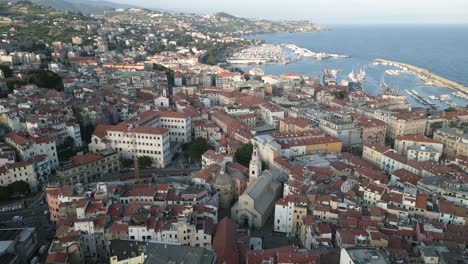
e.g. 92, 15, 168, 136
241, 25, 468, 109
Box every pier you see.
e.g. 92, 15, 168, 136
282, 44, 351, 61
374, 58, 468, 98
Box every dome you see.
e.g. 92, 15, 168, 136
214, 169, 232, 187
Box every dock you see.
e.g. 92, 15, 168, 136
405, 89, 437, 110
374, 58, 468, 98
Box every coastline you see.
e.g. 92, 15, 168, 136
230, 27, 468, 108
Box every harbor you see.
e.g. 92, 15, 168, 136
226, 44, 291, 64
404, 89, 437, 110
282, 44, 351, 61
374, 58, 468, 100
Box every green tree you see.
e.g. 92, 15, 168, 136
0, 186, 11, 202
81, 124, 95, 144
57, 136, 76, 162
234, 143, 253, 167
153, 63, 175, 86
0, 65, 13, 78
22, 70, 63, 91
445, 107, 457, 112
190, 138, 209, 161
138, 156, 153, 168
335, 90, 347, 100
8, 180, 30, 195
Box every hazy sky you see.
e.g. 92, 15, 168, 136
107, 0, 468, 24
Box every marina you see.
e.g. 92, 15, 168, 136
282, 44, 351, 61
405, 89, 437, 109
226, 44, 291, 64
241, 28, 468, 109
374, 58, 468, 100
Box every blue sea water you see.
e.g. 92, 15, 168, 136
242, 25, 468, 108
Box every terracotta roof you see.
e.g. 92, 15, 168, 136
216, 71, 238, 78
277, 136, 341, 148
395, 134, 442, 144
46, 252, 68, 264
364, 144, 393, 154
392, 169, 421, 186
234, 95, 264, 105
280, 117, 311, 128
127, 185, 157, 197
202, 150, 228, 164
5, 132, 30, 146
213, 217, 239, 264
93, 124, 114, 138
415, 194, 427, 209
69, 153, 101, 165
111, 222, 129, 233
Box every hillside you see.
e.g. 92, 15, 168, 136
99, 9, 324, 37
0, 0, 138, 14
0, 1, 96, 44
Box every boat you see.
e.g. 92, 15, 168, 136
385, 70, 400, 76
439, 94, 452, 103
453, 91, 468, 99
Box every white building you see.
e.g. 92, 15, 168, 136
154, 95, 170, 108
90, 110, 192, 167
274, 195, 308, 237
65, 123, 83, 148
406, 145, 441, 162
74, 220, 97, 261
104, 126, 170, 168
0, 161, 38, 190
5, 132, 59, 169
260, 102, 285, 128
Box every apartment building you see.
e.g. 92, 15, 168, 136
279, 117, 312, 133
56, 150, 120, 184
319, 117, 362, 148
0, 161, 38, 190
386, 112, 427, 139
5, 131, 59, 169
274, 195, 308, 237
394, 134, 443, 157
433, 128, 468, 157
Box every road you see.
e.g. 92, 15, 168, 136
0, 203, 55, 245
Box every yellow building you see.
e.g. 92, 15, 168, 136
56, 150, 120, 184
433, 128, 468, 157
386, 112, 427, 139
362, 144, 393, 168
274, 195, 308, 237
279, 117, 312, 133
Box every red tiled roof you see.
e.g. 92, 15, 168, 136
93, 124, 114, 138
213, 217, 239, 264
46, 252, 68, 264
415, 194, 427, 209
69, 153, 101, 165
392, 169, 421, 186
395, 134, 442, 144
111, 222, 129, 233
280, 117, 311, 128
235, 95, 265, 105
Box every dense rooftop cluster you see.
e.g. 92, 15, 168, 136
0, 1, 467, 264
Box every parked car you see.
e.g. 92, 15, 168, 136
12, 215, 23, 222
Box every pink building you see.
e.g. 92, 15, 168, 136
353, 114, 387, 145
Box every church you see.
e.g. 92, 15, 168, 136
230, 146, 282, 228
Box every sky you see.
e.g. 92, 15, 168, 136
107, 0, 468, 24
